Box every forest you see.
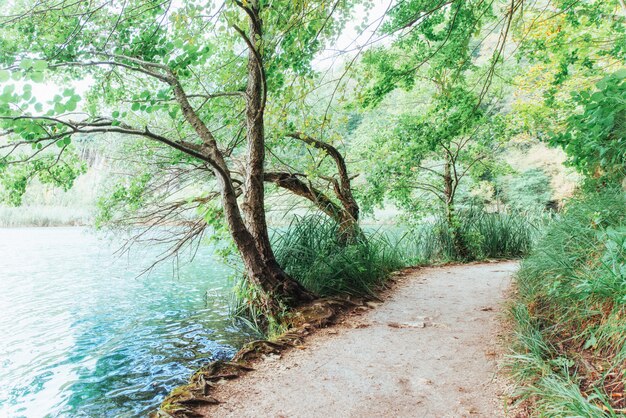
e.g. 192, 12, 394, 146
0, 0, 625, 417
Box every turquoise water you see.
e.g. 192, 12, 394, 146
0, 228, 249, 417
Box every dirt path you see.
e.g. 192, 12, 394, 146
201, 261, 517, 418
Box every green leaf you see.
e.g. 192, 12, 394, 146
32, 60, 48, 71
19, 59, 33, 70
0, 70, 9, 82
613, 68, 626, 80
30, 71, 44, 83
131, 102, 140, 111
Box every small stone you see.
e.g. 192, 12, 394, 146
262, 353, 281, 363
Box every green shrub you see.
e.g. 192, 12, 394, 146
509, 188, 626, 416
501, 168, 553, 212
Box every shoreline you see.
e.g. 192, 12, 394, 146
154, 261, 516, 418
151, 267, 417, 418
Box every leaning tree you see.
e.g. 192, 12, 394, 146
0, 0, 365, 310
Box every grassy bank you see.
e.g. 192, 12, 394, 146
509, 189, 626, 416
268, 210, 539, 298
229, 216, 406, 335
274, 216, 405, 297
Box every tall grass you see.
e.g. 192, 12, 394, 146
273, 216, 406, 297
509, 189, 626, 416
228, 216, 406, 337
230, 208, 543, 336
271, 209, 541, 298
400, 208, 544, 264
0, 205, 92, 227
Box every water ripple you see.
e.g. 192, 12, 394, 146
0, 228, 249, 417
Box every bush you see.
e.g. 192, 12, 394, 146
501, 168, 553, 212
273, 216, 406, 297
509, 188, 626, 416
401, 208, 543, 264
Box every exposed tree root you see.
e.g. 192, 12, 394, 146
151, 296, 362, 418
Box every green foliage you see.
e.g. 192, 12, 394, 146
95, 173, 152, 227
359, 0, 497, 107
552, 70, 626, 182
500, 168, 553, 212
0, 152, 87, 206
401, 208, 542, 263
509, 189, 626, 415
273, 216, 405, 297
510, 0, 625, 148
359, 85, 507, 216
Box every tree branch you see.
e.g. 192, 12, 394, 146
287, 131, 359, 220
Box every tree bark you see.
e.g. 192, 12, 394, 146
238, 2, 313, 304
443, 160, 454, 227
443, 158, 469, 259
167, 3, 312, 308
285, 132, 362, 242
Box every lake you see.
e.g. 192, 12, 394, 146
0, 227, 250, 417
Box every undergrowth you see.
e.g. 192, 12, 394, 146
401, 208, 544, 264
509, 188, 626, 416
229, 209, 544, 338
229, 215, 406, 337
274, 215, 405, 297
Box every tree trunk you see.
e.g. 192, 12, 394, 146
169, 8, 312, 308
239, 2, 313, 305
219, 175, 311, 310
443, 160, 454, 226
443, 159, 468, 259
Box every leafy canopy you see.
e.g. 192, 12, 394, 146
552, 70, 626, 182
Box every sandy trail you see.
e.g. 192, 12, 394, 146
201, 261, 516, 418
